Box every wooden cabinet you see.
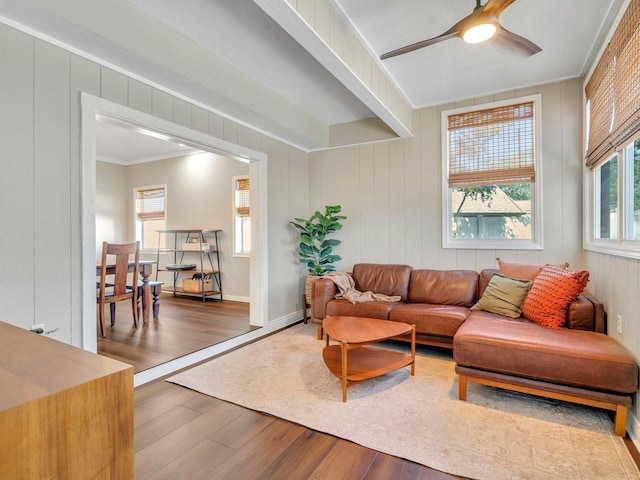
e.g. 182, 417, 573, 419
0, 321, 134, 479
155, 229, 223, 301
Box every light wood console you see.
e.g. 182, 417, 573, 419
0, 321, 134, 479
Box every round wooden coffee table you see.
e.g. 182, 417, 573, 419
322, 315, 416, 402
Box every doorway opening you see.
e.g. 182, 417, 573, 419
81, 93, 268, 384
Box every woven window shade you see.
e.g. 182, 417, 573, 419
136, 187, 165, 221
236, 178, 250, 217
586, 0, 640, 169
585, 58, 615, 167
447, 101, 535, 188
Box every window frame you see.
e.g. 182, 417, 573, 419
593, 153, 619, 241
441, 94, 543, 250
232, 175, 251, 257
133, 184, 167, 252
584, 134, 640, 259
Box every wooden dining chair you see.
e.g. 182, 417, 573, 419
97, 241, 140, 337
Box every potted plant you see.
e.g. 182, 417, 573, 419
290, 205, 346, 302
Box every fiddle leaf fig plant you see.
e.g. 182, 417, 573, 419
290, 205, 346, 276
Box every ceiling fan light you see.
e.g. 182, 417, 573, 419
462, 23, 497, 44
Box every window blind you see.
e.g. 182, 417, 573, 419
236, 178, 250, 218
585, 0, 640, 169
136, 187, 165, 221
447, 101, 535, 188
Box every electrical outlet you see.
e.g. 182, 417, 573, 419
616, 315, 622, 334
30, 323, 45, 334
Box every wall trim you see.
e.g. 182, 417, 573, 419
223, 294, 250, 303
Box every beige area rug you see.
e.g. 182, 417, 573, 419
167, 323, 639, 480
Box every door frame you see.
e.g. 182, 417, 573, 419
80, 92, 268, 353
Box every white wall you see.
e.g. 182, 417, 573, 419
96, 161, 128, 248
309, 79, 585, 273
0, 22, 308, 344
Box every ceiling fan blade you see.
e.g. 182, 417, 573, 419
380, 14, 476, 60
489, 24, 542, 57
380, 31, 458, 60
483, 0, 517, 17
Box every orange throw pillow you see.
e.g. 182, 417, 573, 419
522, 265, 589, 329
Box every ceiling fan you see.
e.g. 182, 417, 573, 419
380, 0, 542, 60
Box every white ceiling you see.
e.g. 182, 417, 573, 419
95, 120, 197, 165
0, 0, 624, 156
338, 0, 620, 108
130, 0, 375, 126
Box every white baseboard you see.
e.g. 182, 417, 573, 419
133, 309, 305, 387
628, 410, 639, 451
221, 294, 250, 303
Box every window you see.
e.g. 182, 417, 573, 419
624, 139, 640, 240
585, 0, 640, 257
589, 137, 640, 251
442, 95, 542, 249
233, 176, 251, 255
594, 153, 618, 240
135, 185, 166, 250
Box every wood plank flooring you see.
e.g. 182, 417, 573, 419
134, 379, 640, 480
101, 295, 462, 477
98, 294, 257, 372
111, 296, 640, 478
134, 380, 463, 480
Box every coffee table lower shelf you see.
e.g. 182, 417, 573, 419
322, 344, 414, 401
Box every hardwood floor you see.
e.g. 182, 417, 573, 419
134, 378, 640, 480
101, 295, 461, 477
134, 380, 463, 480
98, 294, 258, 372
114, 297, 640, 478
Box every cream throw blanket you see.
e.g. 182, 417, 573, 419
322, 272, 401, 304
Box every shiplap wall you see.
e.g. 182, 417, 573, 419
0, 23, 308, 345
585, 252, 640, 427
309, 78, 585, 273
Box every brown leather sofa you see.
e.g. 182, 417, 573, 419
311, 263, 638, 436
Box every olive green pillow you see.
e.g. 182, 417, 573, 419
471, 273, 533, 318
